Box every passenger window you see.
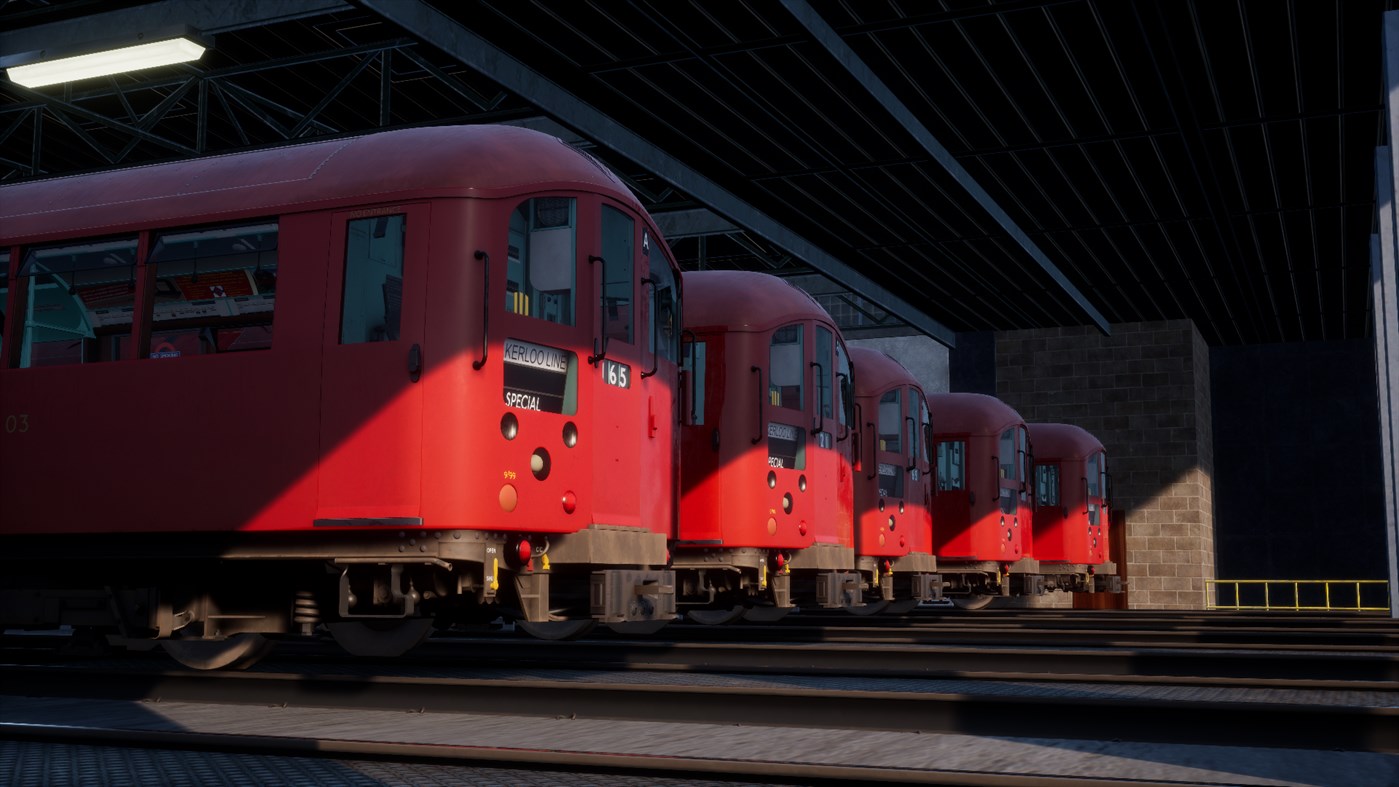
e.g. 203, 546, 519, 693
878, 388, 902, 453
769, 324, 803, 409
937, 440, 965, 491
507, 197, 575, 326
815, 326, 833, 419
340, 215, 404, 345
149, 222, 278, 357
1037, 464, 1060, 507
646, 231, 679, 363
600, 206, 633, 344
16, 236, 138, 367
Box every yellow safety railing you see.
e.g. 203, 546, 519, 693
1207, 579, 1390, 612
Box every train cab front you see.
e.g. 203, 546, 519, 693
928, 393, 1038, 608
675, 271, 861, 622
849, 348, 941, 613
1027, 423, 1121, 595
422, 191, 683, 638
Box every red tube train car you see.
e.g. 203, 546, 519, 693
0, 125, 682, 666
1026, 423, 1122, 594
677, 270, 867, 620
926, 392, 1038, 607
847, 347, 941, 612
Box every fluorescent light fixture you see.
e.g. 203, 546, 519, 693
5, 34, 207, 89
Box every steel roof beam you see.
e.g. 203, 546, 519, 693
0, 0, 352, 58
360, 0, 956, 346
781, 0, 1108, 336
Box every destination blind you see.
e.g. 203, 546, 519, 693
767, 421, 806, 470
503, 338, 574, 414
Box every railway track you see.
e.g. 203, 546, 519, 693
4, 612, 1396, 784
1, 656, 1395, 753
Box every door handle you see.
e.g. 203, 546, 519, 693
408, 343, 422, 383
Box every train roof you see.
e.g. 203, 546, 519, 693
0, 125, 641, 244
848, 346, 921, 397
682, 270, 834, 334
1026, 423, 1105, 461
926, 392, 1024, 436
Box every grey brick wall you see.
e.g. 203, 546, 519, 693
996, 321, 1216, 610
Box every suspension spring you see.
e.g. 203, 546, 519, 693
292, 590, 321, 625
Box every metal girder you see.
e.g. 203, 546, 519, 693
780, 0, 1109, 337
0, 0, 353, 57
1378, 10, 1399, 619
360, 0, 956, 347
651, 209, 737, 239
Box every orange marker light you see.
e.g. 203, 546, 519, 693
499, 484, 518, 512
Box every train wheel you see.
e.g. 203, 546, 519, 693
741, 605, 794, 623
884, 599, 920, 615
327, 619, 434, 657
161, 633, 273, 670
517, 619, 596, 640
845, 600, 890, 616
951, 594, 996, 610
687, 607, 745, 625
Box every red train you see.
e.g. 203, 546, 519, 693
927, 392, 1037, 607
676, 270, 866, 620
1027, 422, 1121, 593
848, 347, 941, 612
1, 124, 1116, 668
1, 125, 681, 664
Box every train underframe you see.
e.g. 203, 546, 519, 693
671, 544, 943, 621
0, 524, 675, 667
940, 559, 1123, 608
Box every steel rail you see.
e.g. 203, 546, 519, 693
411, 638, 1399, 687
645, 622, 1399, 650
0, 722, 1208, 787
4, 634, 1396, 688
2, 664, 1395, 753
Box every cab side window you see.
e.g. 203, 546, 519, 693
0, 251, 9, 360
16, 236, 138, 367
507, 197, 576, 326
149, 221, 278, 357
647, 231, 679, 363
1036, 464, 1060, 506
835, 340, 851, 431
340, 215, 405, 345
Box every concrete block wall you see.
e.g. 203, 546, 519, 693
995, 320, 1216, 610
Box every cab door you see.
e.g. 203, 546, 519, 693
588, 202, 643, 529
639, 227, 681, 538
316, 205, 430, 524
